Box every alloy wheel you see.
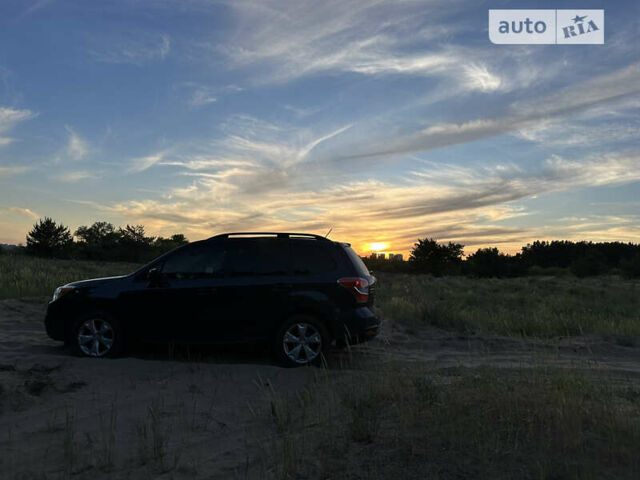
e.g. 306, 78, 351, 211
77, 318, 114, 357
282, 323, 322, 364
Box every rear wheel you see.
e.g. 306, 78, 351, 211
274, 315, 330, 367
70, 312, 123, 358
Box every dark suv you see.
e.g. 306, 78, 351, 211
45, 233, 379, 366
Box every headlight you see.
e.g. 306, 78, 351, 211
52, 286, 75, 302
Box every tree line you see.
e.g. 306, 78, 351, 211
16, 217, 187, 263
3, 217, 639, 278
365, 238, 640, 278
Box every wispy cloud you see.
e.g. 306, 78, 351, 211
4, 206, 39, 220
0, 165, 30, 177
63, 126, 89, 161
341, 63, 640, 161
214, 0, 506, 95
188, 85, 217, 107
462, 63, 502, 92
52, 170, 97, 183
88, 33, 170, 65
128, 152, 166, 173
0, 106, 35, 145
20, 0, 55, 16
105, 102, 640, 254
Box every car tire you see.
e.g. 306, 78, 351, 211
70, 312, 123, 358
274, 314, 330, 367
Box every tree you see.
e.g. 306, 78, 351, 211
74, 221, 120, 259
117, 224, 155, 262
570, 250, 608, 277
26, 217, 73, 257
153, 233, 189, 256
409, 238, 464, 276
466, 247, 512, 277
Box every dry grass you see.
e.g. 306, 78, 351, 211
260, 364, 640, 480
375, 273, 640, 338
0, 254, 140, 299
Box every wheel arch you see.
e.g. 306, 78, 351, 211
63, 301, 122, 343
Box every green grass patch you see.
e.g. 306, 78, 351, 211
376, 273, 640, 338
0, 254, 140, 300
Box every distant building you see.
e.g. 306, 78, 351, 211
370, 252, 403, 261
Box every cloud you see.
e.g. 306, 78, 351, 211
0, 165, 30, 177
214, 0, 505, 94
0, 107, 33, 131
518, 117, 640, 148
128, 152, 166, 173
89, 33, 170, 65
52, 170, 97, 182
104, 132, 640, 255
0, 107, 35, 145
137, 116, 352, 176
188, 86, 217, 107
5, 206, 39, 220
296, 124, 352, 161
462, 63, 502, 92
20, 0, 55, 16
63, 126, 89, 161
93, 53, 639, 254
340, 63, 640, 161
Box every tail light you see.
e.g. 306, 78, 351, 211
337, 277, 369, 304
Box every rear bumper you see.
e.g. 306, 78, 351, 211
339, 306, 380, 345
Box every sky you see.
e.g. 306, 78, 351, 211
0, 0, 638, 256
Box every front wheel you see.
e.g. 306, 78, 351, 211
70, 312, 123, 358
274, 315, 330, 367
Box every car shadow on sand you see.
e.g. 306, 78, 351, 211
128, 341, 372, 369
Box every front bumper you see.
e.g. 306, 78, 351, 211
44, 303, 66, 341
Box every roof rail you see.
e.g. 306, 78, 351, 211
207, 232, 330, 241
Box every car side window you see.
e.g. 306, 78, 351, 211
291, 240, 337, 274
161, 243, 226, 279
224, 239, 290, 276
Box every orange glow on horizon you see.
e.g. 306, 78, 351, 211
368, 242, 389, 252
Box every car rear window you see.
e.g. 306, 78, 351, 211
291, 239, 337, 274
342, 244, 370, 277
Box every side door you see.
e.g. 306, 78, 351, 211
213, 237, 292, 342
120, 244, 201, 343
159, 241, 229, 343
122, 265, 177, 342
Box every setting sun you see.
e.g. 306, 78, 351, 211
368, 242, 389, 252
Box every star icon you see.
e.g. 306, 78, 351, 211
572, 14, 587, 23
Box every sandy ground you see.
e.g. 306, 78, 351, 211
2, 298, 640, 479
